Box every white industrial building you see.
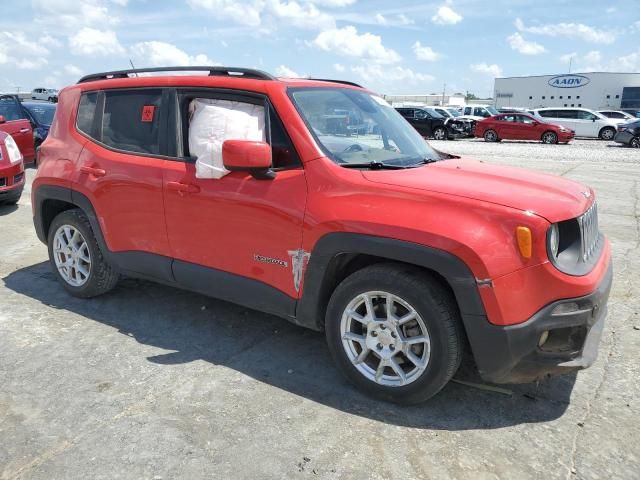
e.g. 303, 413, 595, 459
382, 93, 466, 107
494, 72, 640, 110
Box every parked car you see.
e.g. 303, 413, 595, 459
475, 112, 575, 144
0, 130, 25, 205
532, 108, 619, 140
597, 110, 635, 122
613, 119, 640, 148
22, 101, 56, 155
620, 109, 640, 118
0, 95, 35, 163
459, 104, 500, 120
31, 88, 58, 102
432, 107, 475, 137
395, 107, 451, 140
33, 66, 612, 404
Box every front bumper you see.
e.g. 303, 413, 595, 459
463, 260, 612, 384
614, 131, 634, 145
0, 163, 25, 200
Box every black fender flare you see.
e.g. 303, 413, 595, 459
294, 233, 487, 330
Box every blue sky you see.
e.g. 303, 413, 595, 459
0, 0, 638, 97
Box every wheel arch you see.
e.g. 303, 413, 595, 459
295, 233, 486, 331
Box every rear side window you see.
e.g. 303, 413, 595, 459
77, 92, 98, 136
0, 96, 25, 121
102, 89, 163, 155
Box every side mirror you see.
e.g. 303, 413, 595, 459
222, 140, 275, 180
0, 115, 5, 124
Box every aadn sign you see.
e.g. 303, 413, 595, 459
548, 74, 590, 88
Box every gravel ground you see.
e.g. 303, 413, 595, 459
1, 139, 639, 479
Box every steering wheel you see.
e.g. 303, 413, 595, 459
343, 144, 364, 153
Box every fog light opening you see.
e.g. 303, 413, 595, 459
538, 330, 549, 348
551, 302, 581, 316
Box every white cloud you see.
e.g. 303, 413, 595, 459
32, 0, 119, 29
0, 31, 50, 69
64, 64, 84, 76
470, 62, 503, 78
412, 41, 440, 61
507, 32, 545, 55
309, 0, 356, 6
268, 0, 335, 30
187, 0, 263, 27
69, 27, 125, 56
130, 41, 215, 66
375, 13, 387, 25
333, 63, 345, 72
563, 49, 640, 72
515, 17, 615, 44
559, 52, 577, 63
352, 64, 434, 87
275, 64, 301, 77
374, 12, 413, 27
313, 25, 400, 64
432, 4, 462, 25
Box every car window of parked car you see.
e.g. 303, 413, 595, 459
268, 107, 301, 169
517, 115, 535, 124
464, 107, 472, 115
576, 110, 597, 120
77, 92, 98, 137
424, 108, 444, 119
0, 96, 26, 121
415, 110, 428, 119
24, 104, 56, 126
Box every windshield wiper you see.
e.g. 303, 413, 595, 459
340, 161, 409, 170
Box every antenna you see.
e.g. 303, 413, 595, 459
129, 59, 138, 77
569, 56, 573, 74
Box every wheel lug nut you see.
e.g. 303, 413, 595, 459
391, 332, 397, 338
380, 325, 386, 330
390, 344, 395, 351
376, 343, 383, 350
371, 331, 378, 337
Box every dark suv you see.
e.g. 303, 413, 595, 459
32, 66, 611, 404
395, 107, 453, 140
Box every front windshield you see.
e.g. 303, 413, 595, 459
424, 108, 444, 119
290, 88, 440, 166
25, 104, 56, 125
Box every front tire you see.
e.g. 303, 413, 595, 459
599, 127, 615, 140
47, 209, 119, 298
483, 129, 498, 142
325, 264, 463, 404
541, 131, 558, 144
630, 137, 639, 148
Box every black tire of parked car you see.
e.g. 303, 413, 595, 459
47, 209, 120, 298
325, 263, 464, 404
630, 137, 639, 148
432, 127, 447, 140
0, 188, 23, 206
599, 127, 616, 141
541, 131, 558, 144
483, 129, 499, 142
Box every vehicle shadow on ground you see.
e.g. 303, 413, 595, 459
0, 203, 19, 216
4, 262, 576, 431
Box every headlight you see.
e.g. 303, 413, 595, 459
548, 223, 560, 259
3, 135, 23, 165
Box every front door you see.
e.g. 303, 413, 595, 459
0, 95, 35, 162
163, 90, 307, 304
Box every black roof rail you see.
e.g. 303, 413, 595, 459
77, 66, 275, 84
307, 78, 363, 88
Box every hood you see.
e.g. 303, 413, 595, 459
361, 158, 592, 223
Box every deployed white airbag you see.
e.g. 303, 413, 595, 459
189, 98, 265, 179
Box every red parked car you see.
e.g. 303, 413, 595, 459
0, 130, 25, 205
476, 112, 575, 144
32, 67, 611, 403
0, 95, 36, 163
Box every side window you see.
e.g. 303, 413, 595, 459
576, 110, 596, 120
76, 92, 98, 137
517, 115, 535, 124
102, 89, 164, 155
0, 96, 26, 121
537, 110, 552, 118
415, 110, 428, 119
464, 107, 472, 115
269, 108, 300, 169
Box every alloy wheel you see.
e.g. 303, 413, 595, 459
340, 291, 431, 387
53, 225, 92, 287
630, 137, 639, 148
433, 128, 446, 140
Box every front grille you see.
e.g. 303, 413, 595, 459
578, 202, 599, 261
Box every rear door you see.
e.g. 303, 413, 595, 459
0, 95, 35, 162
571, 110, 597, 137
70, 88, 173, 273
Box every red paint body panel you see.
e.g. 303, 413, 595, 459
33, 75, 611, 328
475, 114, 575, 143
0, 131, 25, 193
0, 118, 35, 163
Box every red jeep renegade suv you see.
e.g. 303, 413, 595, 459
32, 67, 612, 403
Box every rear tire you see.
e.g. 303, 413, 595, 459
599, 127, 615, 140
483, 129, 498, 142
541, 131, 558, 144
630, 137, 639, 148
325, 263, 463, 404
47, 209, 119, 298
433, 127, 447, 140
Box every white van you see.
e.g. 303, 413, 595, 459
532, 108, 618, 140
